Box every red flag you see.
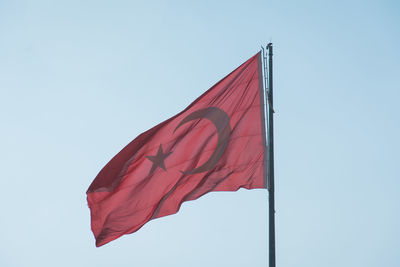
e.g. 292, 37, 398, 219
87, 52, 267, 247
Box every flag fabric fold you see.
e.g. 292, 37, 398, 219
87, 52, 267, 247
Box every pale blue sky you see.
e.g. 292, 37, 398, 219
1, 1, 399, 266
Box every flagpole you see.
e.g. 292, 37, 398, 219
266, 43, 276, 267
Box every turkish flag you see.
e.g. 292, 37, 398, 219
87, 52, 267, 247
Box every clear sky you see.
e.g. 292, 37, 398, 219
1, 1, 399, 266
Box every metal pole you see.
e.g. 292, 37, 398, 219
267, 43, 276, 267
